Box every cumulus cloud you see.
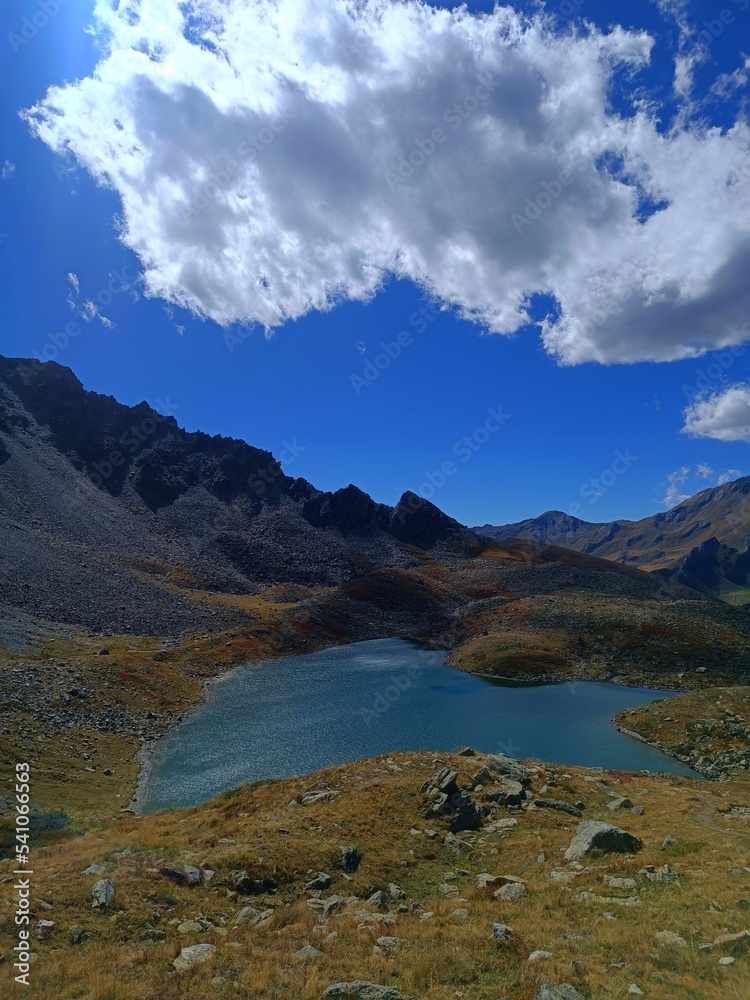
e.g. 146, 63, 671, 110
661, 466, 692, 507
22, 0, 750, 363
682, 385, 750, 442
718, 468, 742, 485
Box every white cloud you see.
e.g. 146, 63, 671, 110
66, 272, 80, 295
696, 463, 714, 479
1, 160, 15, 180
22, 0, 750, 364
661, 466, 692, 507
717, 468, 742, 485
682, 385, 750, 443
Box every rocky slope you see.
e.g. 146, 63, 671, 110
475, 478, 750, 603
2, 749, 749, 999
0, 356, 483, 634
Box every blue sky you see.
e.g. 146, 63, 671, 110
1, 0, 749, 527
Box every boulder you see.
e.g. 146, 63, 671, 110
296, 945, 323, 959
159, 865, 202, 887
322, 983, 403, 999
91, 879, 115, 909
306, 873, 333, 891
484, 754, 530, 784
491, 923, 513, 940
564, 821, 643, 861
655, 930, 689, 949
535, 986, 585, 1000
173, 943, 215, 972
535, 798, 582, 818
485, 778, 526, 806
233, 906, 264, 927
495, 882, 526, 901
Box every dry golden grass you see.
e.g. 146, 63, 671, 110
2, 751, 749, 999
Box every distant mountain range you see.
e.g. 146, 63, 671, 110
475, 479, 750, 604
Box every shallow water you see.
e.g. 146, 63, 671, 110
143, 637, 699, 811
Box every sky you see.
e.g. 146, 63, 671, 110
1, 0, 749, 528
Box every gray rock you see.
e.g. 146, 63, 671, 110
485, 754, 530, 784
159, 865, 201, 887
645, 865, 679, 885
655, 930, 689, 949
603, 875, 637, 890
452, 908, 469, 918
536, 798, 583, 818
296, 945, 323, 959
322, 983, 402, 999
91, 879, 115, 909
177, 920, 203, 934
173, 943, 215, 971
458, 746, 476, 756
388, 883, 406, 900
233, 906, 263, 926
324, 894, 346, 916
628, 987, 644, 996
301, 790, 339, 805
492, 923, 513, 940
631, 805, 645, 816
485, 777, 526, 806
564, 821, 643, 861
307, 873, 333, 891
662, 835, 679, 849
528, 950, 553, 961
496, 882, 526, 901
535, 987, 585, 1000
375, 936, 401, 951
607, 797, 634, 810
35, 919, 54, 938
82, 864, 103, 876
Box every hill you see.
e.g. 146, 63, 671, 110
475, 480, 750, 604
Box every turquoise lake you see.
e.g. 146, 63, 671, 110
143, 637, 699, 811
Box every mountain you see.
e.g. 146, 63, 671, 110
0, 356, 483, 634
475, 479, 750, 603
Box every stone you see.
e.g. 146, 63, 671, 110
655, 930, 689, 949
627, 988, 644, 996
366, 891, 385, 908
631, 806, 645, 816
452, 908, 469, 917
485, 777, 526, 806
458, 746, 476, 756
603, 876, 637, 890
564, 821, 643, 861
173, 943, 216, 972
306, 873, 333, 891
534, 987, 585, 1000
484, 754, 530, 784
645, 865, 679, 885
341, 846, 362, 873
324, 895, 346, 916
35, 919, 54, 938
177, 920, 203, 934
82, 864, 103, 875
295, 945, 323, 959
607, 797, 634, 810
233, 906, 264, 927
375, 936, 401, 950
535, 798, 582, 817
713, 929, 750, 950
719, 956, 736, 966
495, 882, 526, 901
492, 923, 513, 940
322, 983, 403, 999
662, 835, 679, 849
528, 950, 553, 961
301, 790, 339, 805
438, 882, 459, 898
388, 883, 406, 900
91, 879, 115, 909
